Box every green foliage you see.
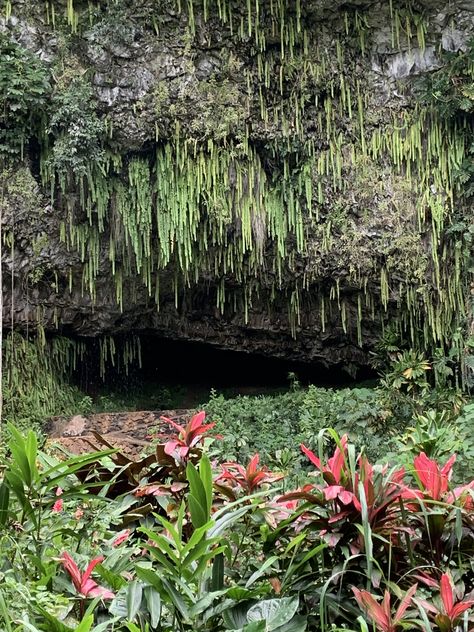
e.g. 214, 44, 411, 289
46, 77, 105, 176
396, 409, 461, 461
0, 34, 50, 158
454, 401, 474, 477
380, 350, 431, 394
418, 38, 474, 119
203, 385, 395, 469
0, 419, 473, 630
417, 37, 474, 199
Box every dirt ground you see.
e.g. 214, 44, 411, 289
46, 409, 192, 457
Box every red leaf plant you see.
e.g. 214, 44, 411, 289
352, 584, 418, 632
288, 438, 411, 551
413, 452, 474, 508
111, 529, 130, 547
61, 552, 114, 599
409, 453, 474, 564
161, 411, 216, 461
215, 454, 284, 499
416, 572, 474, 632
301, 437, 355, 505
413, 453, 456, 501
263, 497, 300, 528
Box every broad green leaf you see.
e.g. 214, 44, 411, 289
187, 460, 208, 528
192, 546, 227, 579
95, 564, 127, 592
40, 449, 117, 489
8, 425, 31, 487
151, 514, 182, 551
189, 493, 208, 529
135, 566, 163, 593
144, 586, 161, 628
142, 545, 178, 577
247, 598, 299, 631
188, 590, 228, 617
242, 623, 266, 632
126, 581, 143, 621
274, 615, 307, 632
208, 505, 252, 537
25, 430, 38, 483
211, 553, 224, 591
162, 578, 190, 620
75, 615, 94, 632
140, 528, 180, 565
200, 454, 213, 514
35, 606, 75, 632
109, 588, 128, 618
358, 481, 373, 578
181, 520, 213, 558
222, 602, 250, 629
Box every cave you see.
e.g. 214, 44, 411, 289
71, 335, 379, 410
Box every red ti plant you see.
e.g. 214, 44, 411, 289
417, 573, 474, 631
61, 552, 114, 600
301, 436, 354, 505
413, 452, 474, 508
295, 437, 409, 552
352, 584, 418, 632
410, 453, 474, 564
215, 454, 284, 500
161, 411, 216, 462
413, 453, 456, 501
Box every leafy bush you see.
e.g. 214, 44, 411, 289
204, 385, 398, 469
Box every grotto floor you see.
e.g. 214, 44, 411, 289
47, 409, 192, 457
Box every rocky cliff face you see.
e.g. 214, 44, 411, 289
1, 0, 473, 373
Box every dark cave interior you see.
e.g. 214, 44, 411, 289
71, 335, 378, 409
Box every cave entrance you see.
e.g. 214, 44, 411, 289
71, 335, 378, 410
